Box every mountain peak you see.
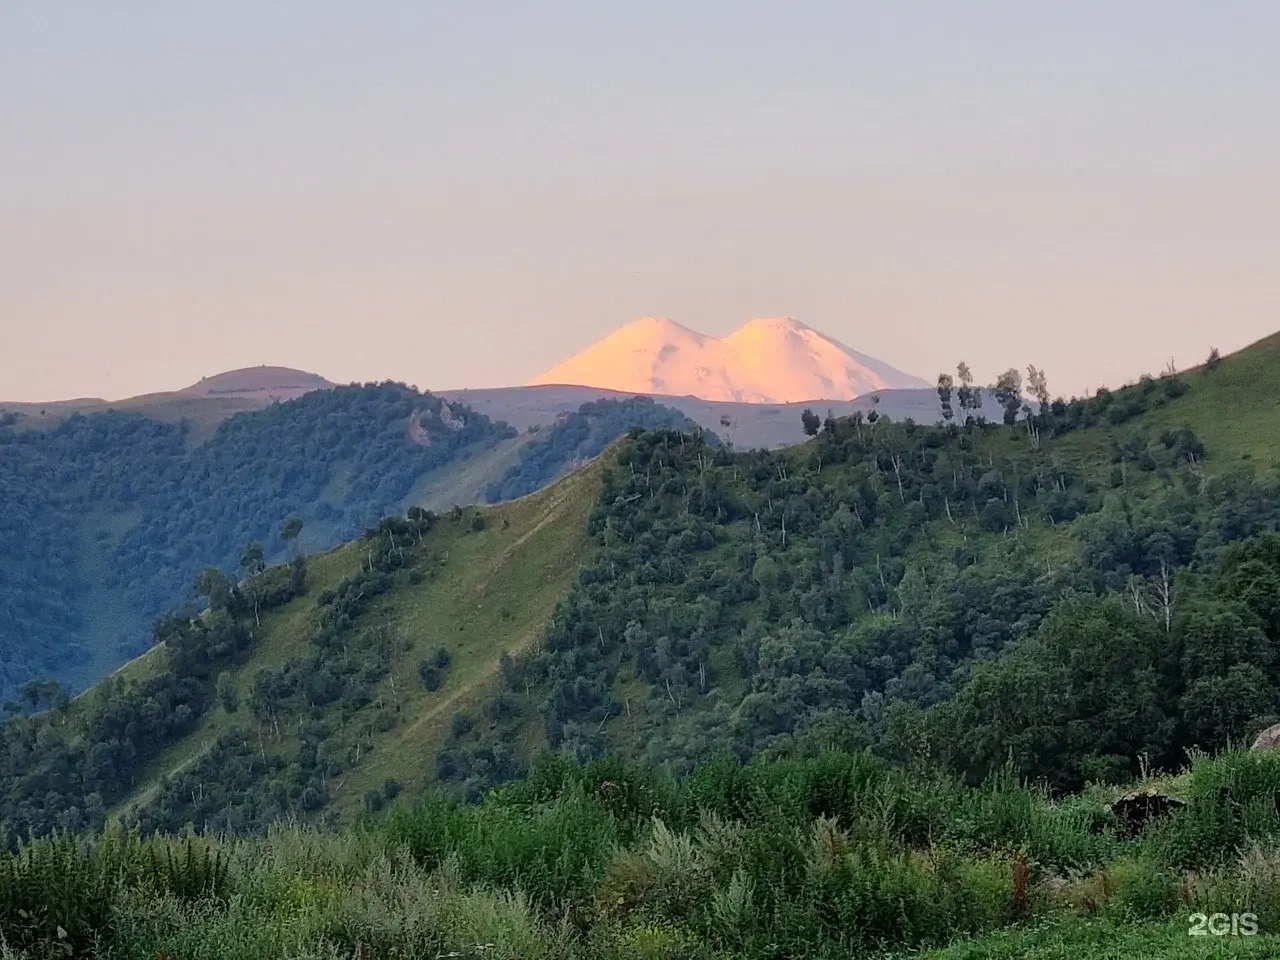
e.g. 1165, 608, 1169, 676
530, 317, 927, 402
726, 317, 816, 344
736, 316, 810, 332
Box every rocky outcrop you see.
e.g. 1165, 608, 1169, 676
1251, 723, 1280, 751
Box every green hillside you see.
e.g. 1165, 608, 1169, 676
120, 458, 602, 829
2, 333, 1277, 840
0, 383, 518, 701
6, 335, 1280, 958
431, 335, 1280, 797
484, 395, 718, 503
0, 386, 710, 706
0, 458, 602, 841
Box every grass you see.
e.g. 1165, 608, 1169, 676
907, 916, 1278, 959
13, 748, 1280, 959
1040, 331, 1280, 474
330, 456, 600, 813
402, 431, 535, 512
106, 460, 601, 821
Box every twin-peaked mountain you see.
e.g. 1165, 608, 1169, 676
531, 316, 929, 403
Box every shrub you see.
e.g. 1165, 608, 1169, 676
1103, 857, 1180, 920
451, 712, 476, 738
419, 663, 442, 692
600, 922, 711, 960
0, 834, 119, 956
1148, 751, 1280, 870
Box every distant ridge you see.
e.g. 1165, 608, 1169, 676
530, 316, 929, 403
178, 365, 334, 399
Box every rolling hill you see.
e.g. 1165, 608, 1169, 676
0, 386, 729, 703
0, 366, 336, 443
7, 332, 1280, 846
177, 365, 336, 399
530, 315, 930, 402
5, 372, 994, 453
0, 385, 519, 700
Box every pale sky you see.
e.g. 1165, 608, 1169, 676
2, 1, 1278, 402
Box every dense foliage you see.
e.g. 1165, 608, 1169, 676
486, 397, 716, 503
448, 378, 1280, 797
4, 748, 1280, 958
0, 385, 514, 700
6, 353, 1280, 956
0, 548, 309, 843
127, 507, 465, 836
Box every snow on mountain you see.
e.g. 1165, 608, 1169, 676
529, 317, 929, 403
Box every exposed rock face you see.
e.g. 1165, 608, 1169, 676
1252, 723, 1280, 751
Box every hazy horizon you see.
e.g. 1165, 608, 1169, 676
4, 2, 1278, 403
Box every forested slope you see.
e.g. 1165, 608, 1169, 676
0, 460, 601, 840
5, 334, 1280, 846
485, 396, 716, 503
441, 335, 1280, 797
0, 384, 515, 700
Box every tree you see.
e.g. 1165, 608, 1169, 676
718, 415, 736, 450
240, 541, 266, 627
955, 362, 983, 423
282, 516, 304, 557
936, 373, 955, 423
994, 369, 1024, 426
216, 671, 239, 713
18, 678, 69, 713
194, 566, 234, 611
800, 408, 822, 437
240, 541, 265, 576
1026, 365, 1051, 413
753, 555, 783, 616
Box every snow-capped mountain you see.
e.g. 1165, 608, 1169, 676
530, 317, 929, 403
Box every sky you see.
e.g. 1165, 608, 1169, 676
2, 1, 1278, 402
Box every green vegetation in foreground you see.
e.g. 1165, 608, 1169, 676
6, 748, 1280, 958
907, 918, 1276, 959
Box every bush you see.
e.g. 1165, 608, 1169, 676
420, 648, 453, 692
1103, 857, 1180, 921
1148, 751, 1280, 870
0, 834, 119, 955
451, 711, 476, 738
